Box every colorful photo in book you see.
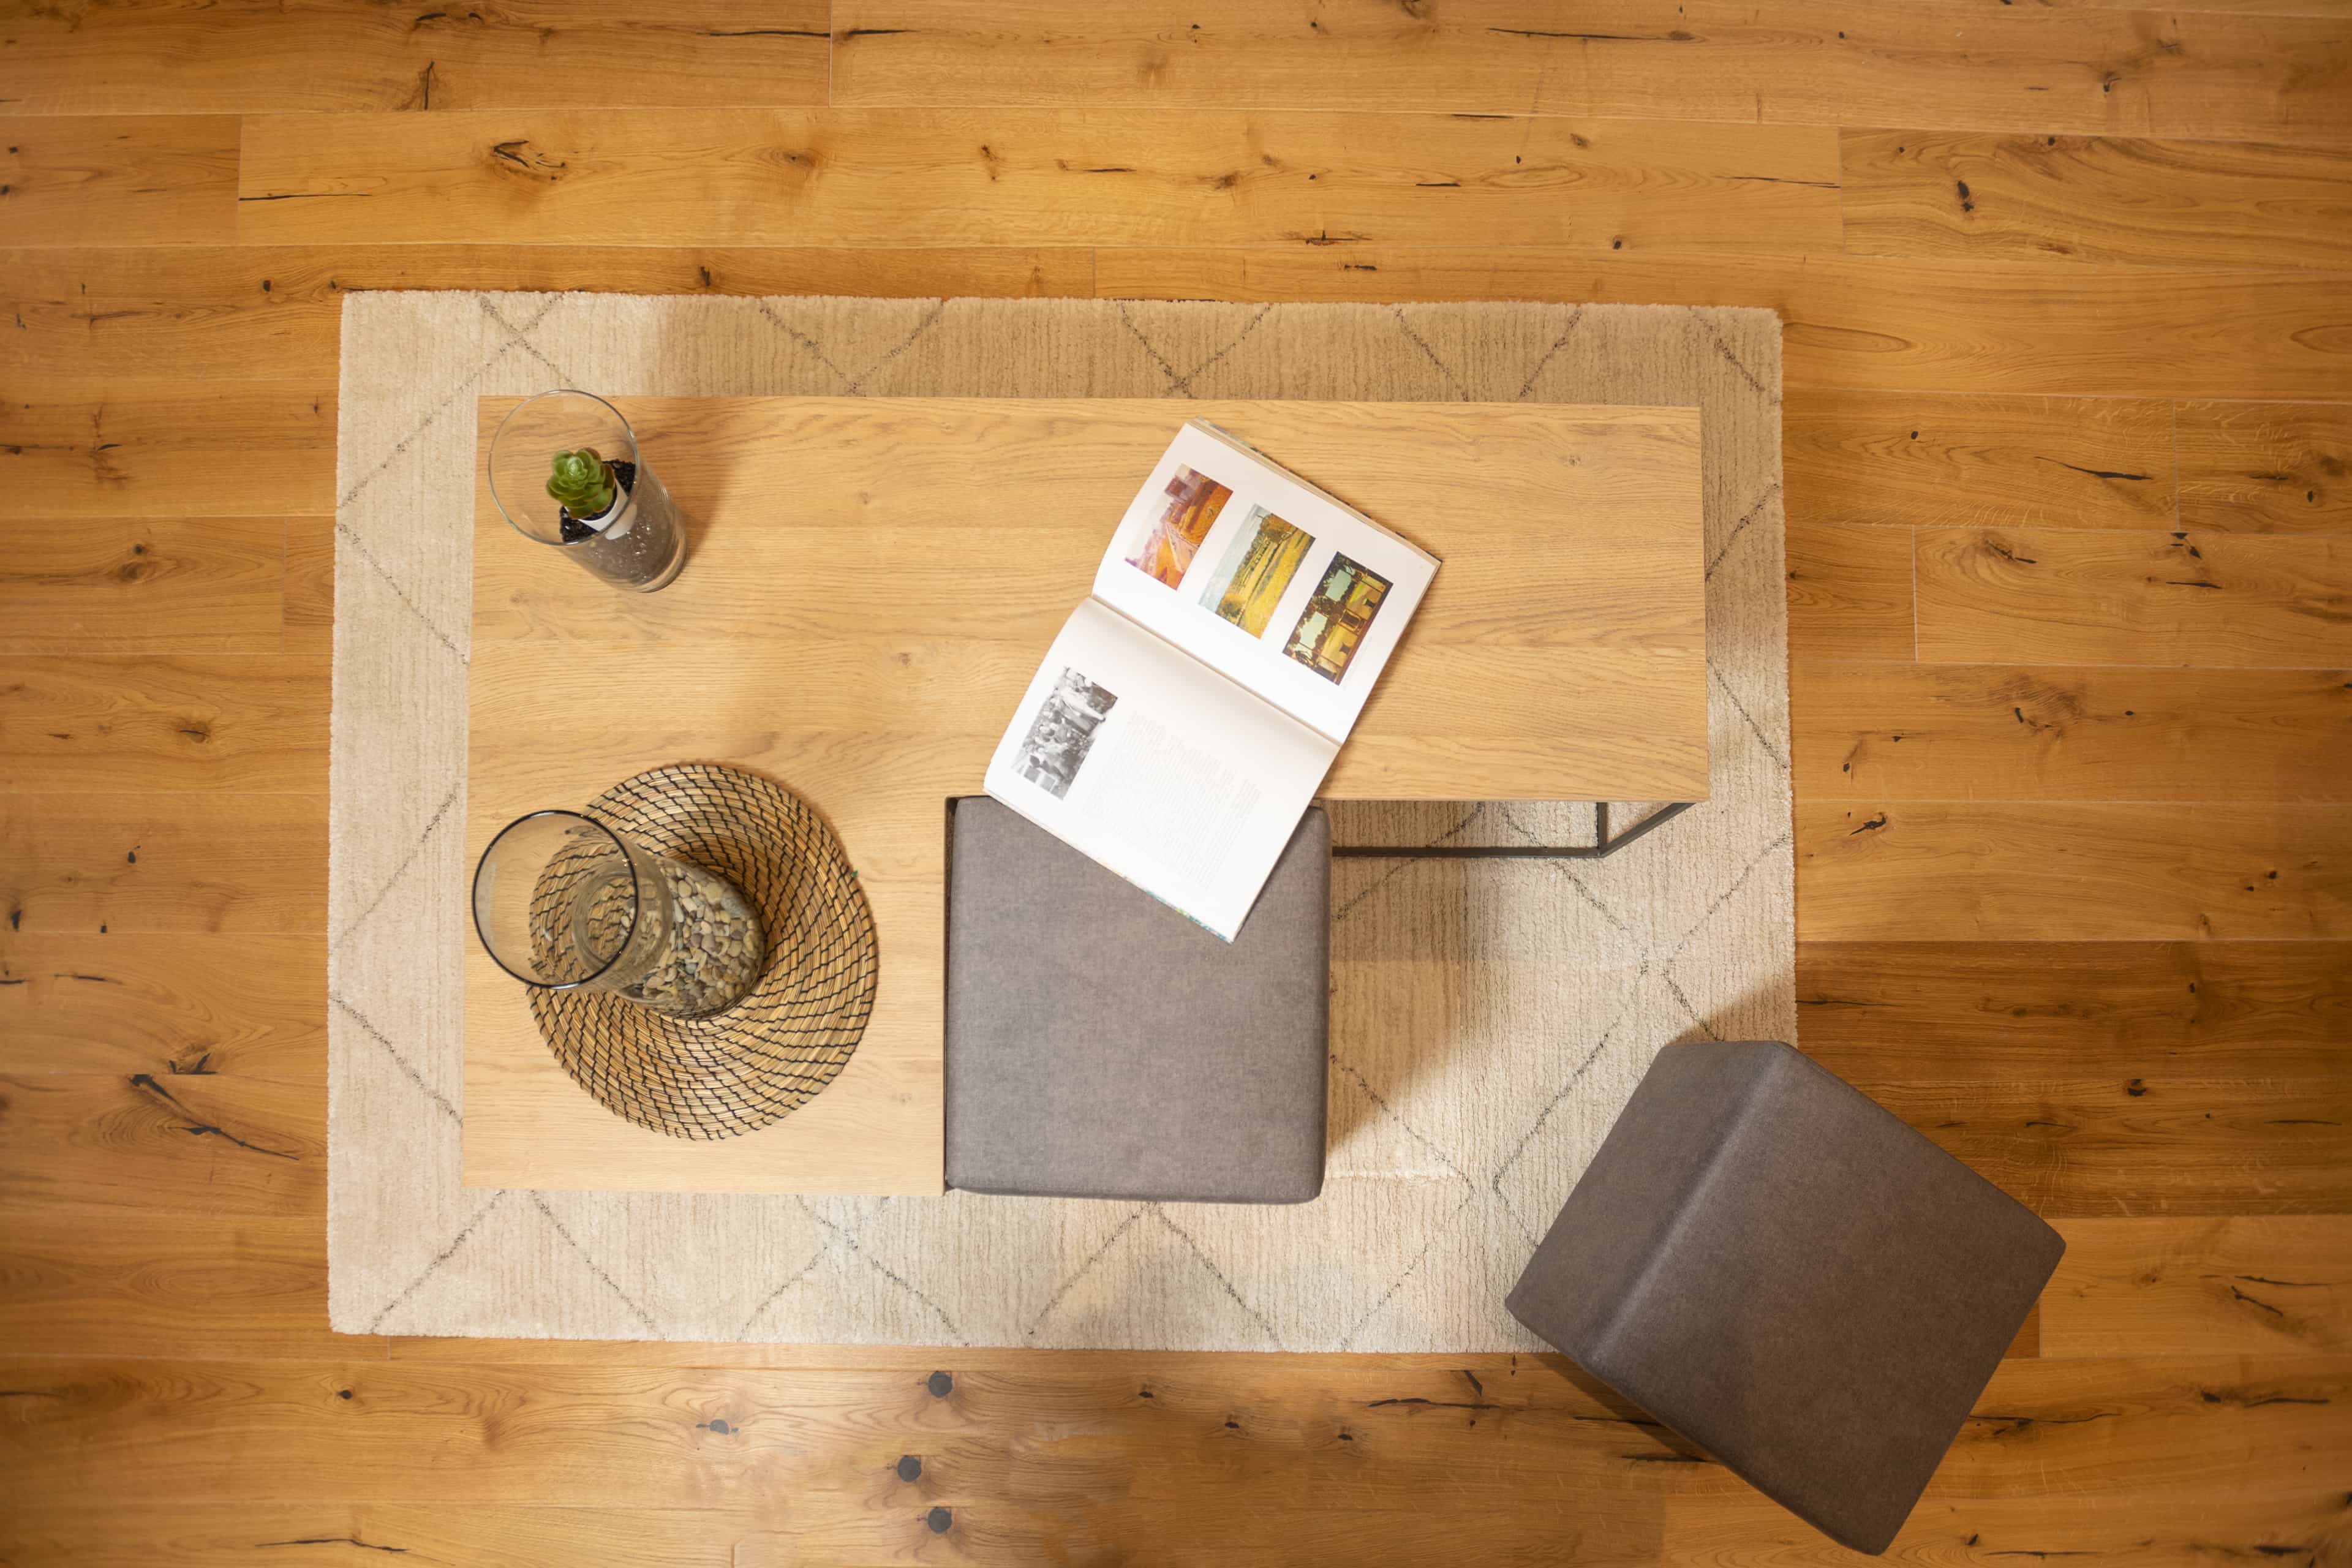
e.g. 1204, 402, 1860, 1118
1125, 466, 1231, 589
1013, 666, 1118, 800
1283, 554, 1393, 684
1196, 506, 1316, 637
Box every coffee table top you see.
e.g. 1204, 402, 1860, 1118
464, 398, 1706, 1196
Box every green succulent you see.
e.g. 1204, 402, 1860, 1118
546, 447, 617, 518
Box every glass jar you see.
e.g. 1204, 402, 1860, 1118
472, 811, 765, 1019
488, 390, 687, 592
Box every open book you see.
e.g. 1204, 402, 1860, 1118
984, 420, 1440, 940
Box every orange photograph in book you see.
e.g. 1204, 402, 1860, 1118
1125, 466, 1231, 589
1198, 506, 1315, 636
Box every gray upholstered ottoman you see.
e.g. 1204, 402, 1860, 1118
944, 797, 1329, 1204
1507, 1039, 2062, 1554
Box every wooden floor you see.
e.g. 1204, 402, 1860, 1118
2, 4, 2349, 1562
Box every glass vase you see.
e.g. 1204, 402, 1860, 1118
472, 812, 766, 1020
488, 390, 687, 592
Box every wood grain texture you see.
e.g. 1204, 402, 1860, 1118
236, 110, 1845, 252
1091, 248, 2352, 399
0, 116, 238, 246
1784, 391, 2175, 530
0, 1211, 374, 1360
2019, 0, 2352, 14
1843, 129, 2352, 268
0, 1506, 758, 1568
0, 1504, 762, 1568
829, 1, 2352, 145
2, 7, 2348, 1558
0, 518, 290, 654
464, 397, 1707, 1198
0, 933, 325, 1084
1914, 526, 2352, 668
0, 1071, 322, 1219
1796, 802, 2352, 941
281, 518, 335, 660
1798, 941, 2352, 1080
2177, 399, 2352, 534
829, 0, 1849, 121
1660, 1490, 2352, 1564
1848, 1075, 2352, 1216
0, 0, 827, 115
0, 247, 1095, 381
0, 1352, 2341, 1559
1792, 663, 2352, 801
1784, 521, 1916, 662
0, 791, 326, 935
2043, 1217, 2352, 1355
5, 383, 334, 518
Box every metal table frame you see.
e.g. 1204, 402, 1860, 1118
1330, 801, 1696, 861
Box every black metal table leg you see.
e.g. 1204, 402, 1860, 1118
1330, 801, 1696, 861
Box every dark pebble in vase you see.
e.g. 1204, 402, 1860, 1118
557, 460, 641, 543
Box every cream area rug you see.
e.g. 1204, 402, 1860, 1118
328, 295, 1792, 1350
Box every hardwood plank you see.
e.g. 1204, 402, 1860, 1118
0, 791, 326, 935
1844, 12, 2352, 148
0, 116, 237, 246
0, 1506, 759, 1568
831, 1, 2352, 145
1843, 129, 2352, 270
32, 244, 2345, 403
1855, 1075, 2352, 1216
0, 1072, 322, 1219
236, 110, 1844, 252
0, 932, 325, 1084
1785, 521, 1915, 662
1, 1, 826, 115
1663, 1488, 2352, 1564
0, 1353, 2337, 1528
1091, 249, 2352, 399
0, 4, 2343, 1556
0, 247, 1096, 382
281, 518, 335, 661
2176, 399, 2352, 534
1792, 663, 2352, 801
1914, 526, 2352, 668
1795, 801, 2352, 940
2043, 1217, 2352, 1355
4, 383, 334, 518
2004, 0, 2352, 15
0, 517, 288, 654
1784, 391, 2175, 531
0, 1212, 375, 1362
1797, 941, 2352, 1080
1799, 938, 2352, 1215
831, 0, 1844, 121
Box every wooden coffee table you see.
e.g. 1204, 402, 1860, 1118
464, 398, 1708, 1197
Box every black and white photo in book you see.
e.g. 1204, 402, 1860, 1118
1012, 666, 1118, 800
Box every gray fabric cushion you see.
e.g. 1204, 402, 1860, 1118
945, 797, 1330, 1204
1507, 1040, 2063, 1555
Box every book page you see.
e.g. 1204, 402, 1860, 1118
984, 599, 1338, 941
1090, 420, 1439, 745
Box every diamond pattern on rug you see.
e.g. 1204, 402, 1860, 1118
328, 295, 1792, 1350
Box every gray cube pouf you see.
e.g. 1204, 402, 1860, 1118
944, 797, 1329, 1204
1507, 1039, 2063, 1554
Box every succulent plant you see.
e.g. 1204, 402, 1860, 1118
547, 447, 618, 519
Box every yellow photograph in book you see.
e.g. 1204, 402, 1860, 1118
1197, 505, 1316, 636
1125, 466, 1231, 588
1283, 554, 1392, 684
